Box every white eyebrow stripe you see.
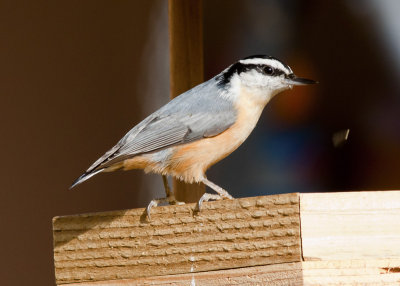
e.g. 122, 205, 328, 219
239, 58, 292, 74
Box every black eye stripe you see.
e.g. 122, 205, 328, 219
216, 62, 246, 87
259, 65, 286, 76
238, 64, 286, 76
216, 62, 288, 87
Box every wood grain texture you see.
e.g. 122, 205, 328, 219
61, 263, 304, 286
60, 259, 400, 286
300, 191, 400, 261
168, 0, 205, 202
53, 193, 301, 284
302, 259, 400, 285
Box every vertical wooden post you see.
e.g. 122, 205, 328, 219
169, 0, 205, 202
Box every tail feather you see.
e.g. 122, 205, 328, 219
69, 168, 104, 190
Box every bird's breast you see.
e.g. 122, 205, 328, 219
122, 87, 269, 183
164, 87, 268, 181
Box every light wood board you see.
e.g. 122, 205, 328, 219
300, 191, 400, 261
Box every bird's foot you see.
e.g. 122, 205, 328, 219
195, 192, 233, 212
145, 194, 184, 220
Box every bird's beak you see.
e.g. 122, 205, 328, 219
285, 74, 318, 85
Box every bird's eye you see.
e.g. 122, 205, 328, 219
263, 66, 274, 75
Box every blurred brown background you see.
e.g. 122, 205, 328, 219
1, 1, 399, 285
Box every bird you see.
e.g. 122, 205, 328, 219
70, 55, 317, 219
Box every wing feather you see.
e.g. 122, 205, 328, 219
85, 77, 237, 173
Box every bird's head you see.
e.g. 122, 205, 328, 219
217, 55, 317, 101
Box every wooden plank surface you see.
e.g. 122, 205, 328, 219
168, 0, 205, 203
61, 259, 400, 286
302, 259, 400, 285
53, 193, 301, 285
61, 262, 304, 286
53, 191, 400, 285
300, 191, 400, 261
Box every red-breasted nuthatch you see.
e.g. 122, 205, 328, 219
71, 55, 317, 218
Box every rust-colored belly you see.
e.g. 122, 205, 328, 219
122, 88, 267, 183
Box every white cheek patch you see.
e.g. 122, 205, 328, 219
239, 70, 289, 98
239, 58, 292, 75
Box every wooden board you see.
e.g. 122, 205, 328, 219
61, 263, 304, 286
302, 259, 400, 285
300, 191, 400, 261
61, 259, 400, 286
53, 191, 400, 285
53, 193, 301, 285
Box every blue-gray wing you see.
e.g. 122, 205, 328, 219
118, 110, 235, 155
86, 78, 237, 173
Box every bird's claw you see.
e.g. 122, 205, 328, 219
145, 196, 184, 221
146, 200, 158, 220
195, 193, 232, 212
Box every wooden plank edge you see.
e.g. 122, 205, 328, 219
59, 259, 400, 286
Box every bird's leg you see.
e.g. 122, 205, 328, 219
202, 178, 234, 199
162, 175, 184, 205
146, 175, 184, 220
162, 175, 172, 198
195, 178, 233, 211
